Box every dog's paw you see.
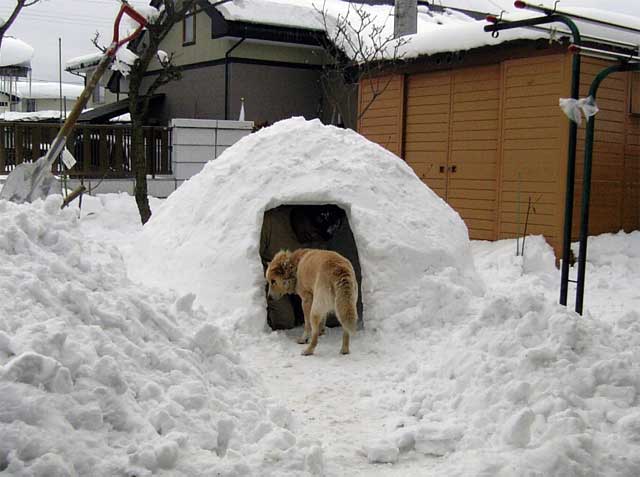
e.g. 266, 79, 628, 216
297, 337, 309, 344
301, 348, 314, 356
340, 348, 350, 355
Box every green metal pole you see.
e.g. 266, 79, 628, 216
559, 19, 581, 307
484, 15, 581, 306
575, 62, 639, 314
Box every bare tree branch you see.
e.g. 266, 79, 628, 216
91, 31, 107, 53
124, 0, 198, 224
314, 2, 409, 127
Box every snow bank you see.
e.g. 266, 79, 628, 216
130, 118, 481, 333
374, 236, 640, 475
0, 197, 322, 476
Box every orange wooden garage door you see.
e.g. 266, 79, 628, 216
404, 65, 500, 240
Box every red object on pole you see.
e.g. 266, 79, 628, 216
486, 15, 499, 24
109, 4, 148, 57
514, 1, 526, 9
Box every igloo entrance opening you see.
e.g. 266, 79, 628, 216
260, 204, 363, 330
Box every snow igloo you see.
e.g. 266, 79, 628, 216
130, 118, 482, 333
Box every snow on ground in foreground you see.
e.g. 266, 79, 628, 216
129, 117, 481, 335
1, 118, 639, 474
0, 197, 321, 476
1, 194, 640, 476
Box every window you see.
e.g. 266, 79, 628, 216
183, 9, 195, 45
0, 101, 8, 107
92, 85, 104, 104
25, 99, 36, 112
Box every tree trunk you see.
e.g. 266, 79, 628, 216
131, 116, 152, 224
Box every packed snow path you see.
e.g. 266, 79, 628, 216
240, 327, 443, 476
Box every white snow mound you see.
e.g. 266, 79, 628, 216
130, 117, 482, 332
0, 197, 322, 476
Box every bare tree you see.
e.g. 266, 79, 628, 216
122, 0, 199, 224
0, 0, 41, 52
314, 1, 409, 128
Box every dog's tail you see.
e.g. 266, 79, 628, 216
334, 271, 358, 335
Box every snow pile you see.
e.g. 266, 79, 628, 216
0, 37, 33, 68
369, 236, 640, 475
0, 197, 322, 476
130, 117, 481, 333
0, 111, 63, 122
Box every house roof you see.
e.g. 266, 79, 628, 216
77, 94, 164, 123
65, 52, 103, 73
210, 0, 640, 61
0, 81, 84, 100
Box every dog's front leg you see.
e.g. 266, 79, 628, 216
297, 294, 312, 344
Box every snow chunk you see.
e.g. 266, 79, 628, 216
414, 422, 464, 456
365, 440, 400, 464
502, 408, 535, 447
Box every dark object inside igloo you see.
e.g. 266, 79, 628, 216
260, 204, 363, 330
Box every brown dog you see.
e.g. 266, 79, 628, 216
265, 248, 358, 355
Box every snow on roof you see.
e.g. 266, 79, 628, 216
129, 117, 482, 333
65, 51, 103, 72
0, 36, 34, 68
0, 81, 84, 100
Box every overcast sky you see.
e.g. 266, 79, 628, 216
2, 0, 640, 85
0, 0, 148, 84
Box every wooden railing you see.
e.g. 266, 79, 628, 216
0, 122, 171, 178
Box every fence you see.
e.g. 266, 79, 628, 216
0, 122, 171, 178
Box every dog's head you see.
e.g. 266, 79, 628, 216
265, 250, 296, 300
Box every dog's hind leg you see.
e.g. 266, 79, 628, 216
319, 315, 327, 336
335, 286, 357, 355
302, 312, 322, 356
297, 295, 312, 344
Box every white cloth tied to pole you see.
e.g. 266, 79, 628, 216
559, 95, 599, 125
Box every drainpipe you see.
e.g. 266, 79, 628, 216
224, 37, 245, 120
574, 61, 639, 314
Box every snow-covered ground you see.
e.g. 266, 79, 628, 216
1, 119, 639, 476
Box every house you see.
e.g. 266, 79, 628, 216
65, 0, 332, 125
356, 3, 640, 256
65, 1, 474, 128
0, 81, 84, 116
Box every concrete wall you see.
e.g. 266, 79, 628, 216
171, 118, 253, 187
